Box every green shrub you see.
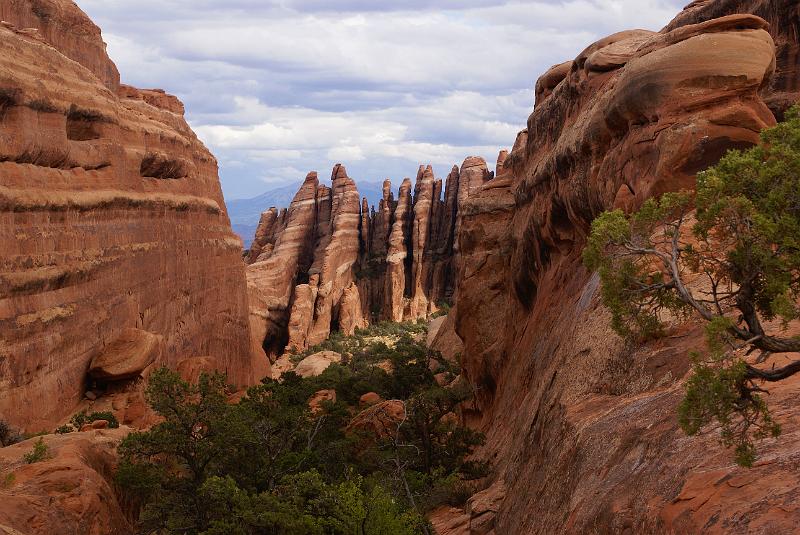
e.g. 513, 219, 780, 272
69, 410, 120, 430
23, 438, 50, 464
1, 473, 15, 489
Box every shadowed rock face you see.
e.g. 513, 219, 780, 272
453, 4, 800, 534
246, 159, 489, 356
0, 0, 265, 432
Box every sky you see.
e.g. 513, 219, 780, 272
76, 0, 687, 201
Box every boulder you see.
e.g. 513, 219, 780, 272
359, 392, 382, 407
270, 354, 296, 380
0, 430, 131, 534
90, 420, 108, 430
88, 329, 162, 382
467, 481, 506, 535
429, 311, 465, 363
294, 351, 342, 378
308, 389, 336, 414
347, 400, 406, 439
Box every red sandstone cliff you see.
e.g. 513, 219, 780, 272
0, 0, 267, 433
449, 2, 800, 534
2, 0, 800, 533
246, 159, 490, 357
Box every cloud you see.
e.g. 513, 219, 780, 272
75, 0, 687, 200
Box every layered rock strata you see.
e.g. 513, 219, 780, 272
453, 4, 800, 533
247, 159, 492, 357
0, 1, 265, 432
666, 0, 799, 119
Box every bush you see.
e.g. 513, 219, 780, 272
23, 438, 50, 464
69, 410, 120, 430
431, 301, 452, 318
1, 473, 14, 489
55, 425, 74, 434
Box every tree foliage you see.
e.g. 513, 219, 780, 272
117, 322, 484, 534
584, 106, 800, 466
23, 437, 50, 464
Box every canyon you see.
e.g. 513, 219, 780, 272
1, 0, 800, 533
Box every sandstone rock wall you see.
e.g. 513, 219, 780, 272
453, 3, 800, 533
0, 1, 264, 432
0, 429, 132, 535
246, 158, 488, 356
665, 0, 799, 119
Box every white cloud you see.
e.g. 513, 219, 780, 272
75, 0, 687, 199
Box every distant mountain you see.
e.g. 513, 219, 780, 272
227, 180, 387, 247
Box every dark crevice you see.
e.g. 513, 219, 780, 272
0, 87, 20, 120
66, 104, 108, 141
140, 152, 186, 179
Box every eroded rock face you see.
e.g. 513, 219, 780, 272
247, 173, 319, 358
247, 160, 477, 356
0, 1, 264, 432
665, 0, 799, 119
0, 429, 132, 535
0, 0, 120, 91
453, 4, 800, 534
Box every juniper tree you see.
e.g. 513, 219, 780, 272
584, 106, 800, 466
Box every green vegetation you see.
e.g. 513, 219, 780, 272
55, 410, 121, 434
118, 322, 484, 534
431, 301, 452, 319
23, 437, 50, 464
292, 319, 428, 363
584, 106, 800, 466
1, 473, 14, 489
